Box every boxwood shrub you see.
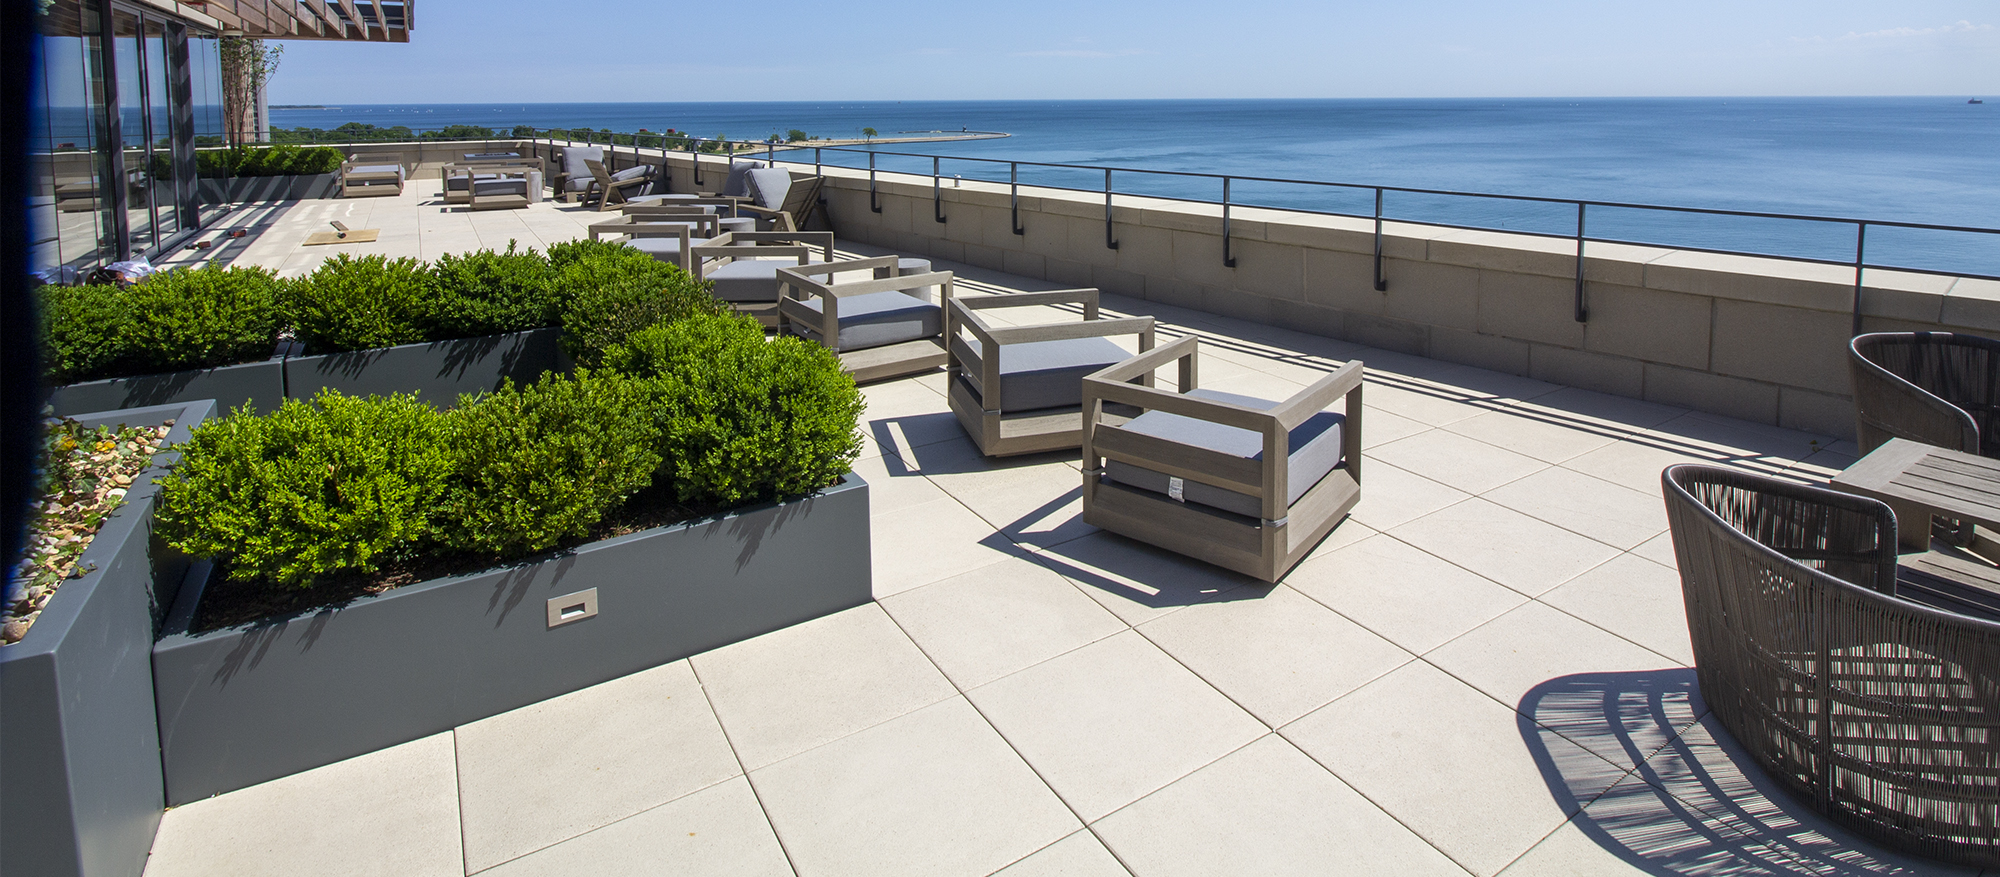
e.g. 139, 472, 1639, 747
439, 369, 660, 557
154, 391, 452, 589
189, 144, 346, 178
422, 242, 562, 340
553, 241, 724, 368
609, 312, 863, 506
39, 264, 284, 384
284, 253, 431, 353
154, 306, 866, 597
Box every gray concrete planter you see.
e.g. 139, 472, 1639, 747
197, 173, 336, 203
47, 327, 565, 417
284, 327, 566, 405
152, 473, 871, 805
0, 401, 214, 877
47, 357, 285, 418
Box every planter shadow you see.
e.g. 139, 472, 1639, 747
0, 400, 214, 877
48, 358, 284, 418
152, 474, 871, 805
285, 327, 565, 404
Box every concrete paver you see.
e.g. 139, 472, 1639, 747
140, 192, 1965, 876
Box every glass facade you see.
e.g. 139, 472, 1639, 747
31, 0, 224, 279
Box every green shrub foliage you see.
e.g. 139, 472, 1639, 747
39, 264, 283, 384
189, 144, 346, 178
439, 370, 661, 557
554, 242, 724, 368
155, 391, 451, 588
421, 242, 562, 340
284, 254, 430, 353
612, 312, 863, 506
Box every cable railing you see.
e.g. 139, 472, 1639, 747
257, 124, 2000, 334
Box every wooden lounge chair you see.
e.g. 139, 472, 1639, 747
946, 289, 1155, 456
778, 255, 952, 383
735, 167, 827, 232
691, 231, 834, 326
585, 159, 655, 211
553, 146, 603, 202
339, 155, 406, 198
1080, 337, 1364, 582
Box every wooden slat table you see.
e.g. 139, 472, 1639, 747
1833, 438, 2000, 552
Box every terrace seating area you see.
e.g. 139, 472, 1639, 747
124, 173, 1998, 877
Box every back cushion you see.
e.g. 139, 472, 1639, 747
562, 146, 604, 180
721, 160, 759, 196
744, 168, 793, 210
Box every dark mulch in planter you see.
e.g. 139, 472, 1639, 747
188, 481, 787, 632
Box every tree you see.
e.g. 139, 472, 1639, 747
861, 127, 877, 142
786, 129, 810, 143
219, 37, 283, 145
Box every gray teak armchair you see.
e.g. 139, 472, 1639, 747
691, 231, 834, 327
778, 255, 952, 383
1081, 337, 1364, 582
946, 289, 1155, 456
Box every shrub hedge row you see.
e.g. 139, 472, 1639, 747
156, 311, 863, 589
37, 242, 721, 385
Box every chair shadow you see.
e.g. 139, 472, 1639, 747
1520, 670, 1965, 876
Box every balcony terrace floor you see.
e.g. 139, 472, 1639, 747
140, 186, 1982, 877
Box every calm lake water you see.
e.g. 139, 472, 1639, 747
272, 98, 2000, 276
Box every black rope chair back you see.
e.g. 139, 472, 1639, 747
1663, 464, 1999, 867
1850, 332, 2000, 458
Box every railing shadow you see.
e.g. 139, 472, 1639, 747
1520, 670, 1964, 876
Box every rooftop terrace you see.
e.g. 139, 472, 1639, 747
136, 180, 1987, 877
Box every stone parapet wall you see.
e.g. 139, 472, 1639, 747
634, 144, 1998, 439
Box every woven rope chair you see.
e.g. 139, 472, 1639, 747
1850, 332, 2000, 458
1663, 463, 2000, 867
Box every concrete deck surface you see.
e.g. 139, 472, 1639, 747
140, 182, 1985, 877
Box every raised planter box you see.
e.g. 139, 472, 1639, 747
152, 473, 872, 805
48, 327, 568, 417
47, 357, 285, 418
284, 327, 566, 405
197, 173, 337, 203
0, 400, 214, 877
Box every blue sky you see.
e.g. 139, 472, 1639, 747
271, 0, 2000, 103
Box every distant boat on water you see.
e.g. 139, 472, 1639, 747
1973, 98, 1986, 104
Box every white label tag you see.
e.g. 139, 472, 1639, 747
1167, 476, 1185, 502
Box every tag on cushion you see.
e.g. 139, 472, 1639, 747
1168, 476, 1185, 502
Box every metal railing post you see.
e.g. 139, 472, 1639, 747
814, 147, 821, 177
1852, 222, 1868, 336
1372, 188, 1387, 291
869, 152, 881, 213
933, 157, 947, 223
1222, 176, 1236, 268
1105, 168, 1119, 250
691, 141, 703, 188
1011, 162, 1024, 235
1574, 203, 1588, 323
767, 141, 775, 167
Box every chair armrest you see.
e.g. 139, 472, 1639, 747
983, 317, 1153, 346
1268, 361, 1364, 431
954, 288, 1101, 320
708, 230, 834, 261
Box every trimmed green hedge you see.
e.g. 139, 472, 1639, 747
156, 313, 864, 589
39, 241, 719, 383
39, 264, 285, 385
